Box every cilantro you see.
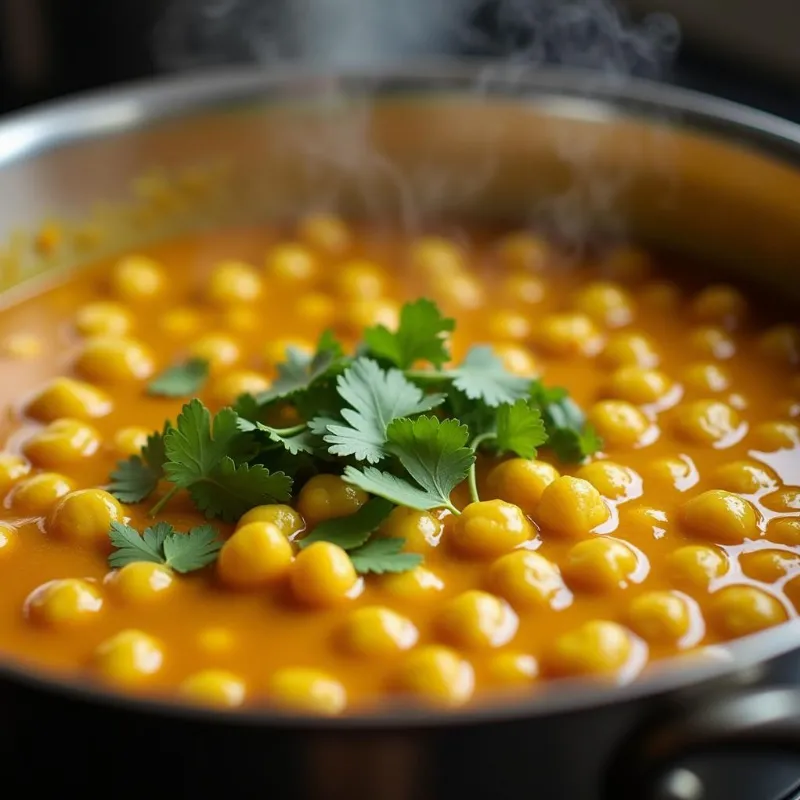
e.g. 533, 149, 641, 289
297, 497, 394, 550
147, 358, 209, 398
449, 346, 532, 407
108, 423, 169, 503
108, 521, 222, 573
495, 399, 547, 459
237, 418, 319, 456
348, 537, 423, 575
318, 358, 445, 464
548, 424, 604, 463
363, 298, 454, 369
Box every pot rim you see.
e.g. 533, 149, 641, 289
1, 59, 800, 728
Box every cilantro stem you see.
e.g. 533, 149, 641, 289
466, 432, 495, 505
404, 369, 448, 384
269, 423, 307, 436
149, 485, 179, 517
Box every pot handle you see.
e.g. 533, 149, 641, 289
604, 686, 800, 800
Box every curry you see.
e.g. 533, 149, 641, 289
0, 213, 797, 714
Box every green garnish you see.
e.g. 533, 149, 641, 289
107, 297, 601, 575
147, 358, 209, 398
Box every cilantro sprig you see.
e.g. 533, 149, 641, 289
147, 358, 209, 398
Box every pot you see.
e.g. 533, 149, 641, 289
1, 63, 800, 800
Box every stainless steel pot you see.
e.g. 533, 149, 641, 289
1, 64, 800, 800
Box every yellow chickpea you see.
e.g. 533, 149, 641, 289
575, 461, 642, 502
749, 421, 799, 451
618, 505, 670, 540
535, 312, 603, 357
673, 400, 741, 447
295, 293, 337, 329
450, 500, 534, 559
758, 324, 800, 365
93, 629, 164, 686
346, 298, 400, 330
784, 576, 800, 613
0, 333, 42, 359
180, 669, 246, 708
188, 333, 241, 374
0, 522, 18, 557
496, 231, 549, 271
485, 459, 559, 516
740, 550, 800, 584
601, 331, 660, 369
436, 590, 518, 650
105, 562, 174, 604
205, 260, 262, 307
158, 307, 201, 338
394, 645, 474, 707
217, 521, 294, 590
196, 627, 238, 656
587, 400, 651, 449
75, 336, 155, 383
712, 460, 777, 494
768, 517, 800, 547
688, 326, 735, 360
208, 370, 270, 407
9, 472, 75, 515
667, 544, 728, 591
268, 668, 347, 715
74, 301, 134, 337
335, 259, 386, 300
543, 620, 637, 678
492, 343, 539, 377
573, 281, 635, 328
710, 586, 787, 638
24, 578, 103, 626
487, 652, 539, 686
642, 456, 698, 492
690, 284, 748, 329
379, 566, 445, 603
296, 474, 367, 527
501, 275, 545, 305
534, 476, 610, 538
265, 243, 318, 283
26, 377, 112, 422
682, 363, 730, 395
410, 236, 464, 276
237, 504, 304, 537
290, 541, 360, 607
340, 606, 418, 658
488, 310, 532, 342
489, 550, 565, 610
627, 591, 693, 644
0, 453, 31, 493
679, 490, 759, 544
23, 418, 101, 467
262, 338, 313, 369
762, 488, 800, 513
298, 213, 350, 255
47, 489, 124, 546
109, 255, 166, 302
113, 426, 150, 457
223, 306, 262, 333
602, 246, 653, 283
379, 506, 442, 553
563, 537, 641, 593
607, 366, 673, 406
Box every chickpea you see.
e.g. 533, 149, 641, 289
489, 550, 565, 610
690, 284, 747, 329
749, 421, 799, 451
710, 585, 787, 638
572, 281, 635, 328
295, 293, 336, 329
217, 522, 294, 590
436, 272, 484, 310
762, 488, 800, 513
643, 456, 698, 492
180, 669, 246, 708
106, 562, 174, 604
75, 336, 155, 383
740, 549, 800, 584
767, 517, 800, 547
340, 606, 418, 658
268, 668, 347, 715
487, 652, 539, 686
0, 522, 17, 557
534, 476, 609, 538
74, 301, 134, 337
501, 275, 545, 305
602, 246, 653, 283
627, 591, 694, 644
587, 400, 651, 449
607, 366, 673, 406
450, 500, 534, 559
290, 542, 360, 607
485, 459, 559, 515
237, 504, 304, 537
667, 544, 728, 591
9, 472, 75, 515
23, 418, 101, 467
208, 370, 270, 407
563, 537, 641, 592
346, 298, 400, 330
682, 363, 730, 394
543, 620, 637, 678
488, 310, 532, 342
47, 489, 124, 546
618, 505, 670, 540
496, 231, 549, 271
205, 260, 262, 306
335, 259, 386, 300
265, 243, 317, 283
223, 307, 262, 334
113, 426, 150, 457
298, 213, 350, 255
158, 307, 201, 338
379, 506, 442, 553
784, 576, 800, 613
758, 324, 800, 365
410, 236, 464, 276
713, 461, 777, 495
436, 590, 518, 650
394, 645, 474, 707
188, 333, 240, 374
575, 461, 642, 502
109, 255, 166, 302
492, 343, 539, 377
0, 333, 42, 359
0, 453, 30, 493
535, 312, 603, 357
197, 627, 238, 656
263, 338, 313, 369
93, 629, 164, 685
601, 332, 660, 369
24, 578, 103, 626
379, 566, 445, 603
687, 326, 735, 360
673, 400, 742, 447
296, 474, 367, 527
679, 489, 759, 544
26, 377, 112, 422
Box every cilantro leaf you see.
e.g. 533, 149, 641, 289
108, 521, 167, 567
161, 523, 223, 573
298, 497, 394, 550
342, 466, 446, 511
108, 424, 169, 503
449, 346, 532, 407
495, 399, 547, 459
363, 298, 454, 369
548, 424, 604, 463
147, 358, 209, 398
320, 358, 445, 464
348, 537, 423, 575
237, 418, 319, 456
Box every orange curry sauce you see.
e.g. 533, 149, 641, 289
0, 215, 797, 713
